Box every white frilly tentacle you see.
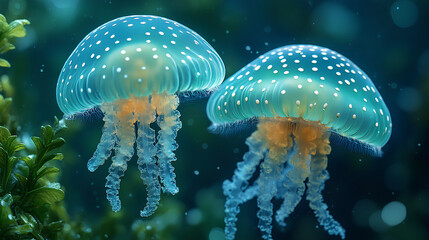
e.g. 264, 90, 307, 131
223, 120, 344, 239
154, 95, 181, 195
87, 103, 117, 172
307, 154, 345, 239
275, 148, 310, 227
223, 132, 267, 240
105, 117, 135, 212
136, 107, 161, 217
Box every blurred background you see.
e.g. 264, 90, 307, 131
0, 0, 428, 239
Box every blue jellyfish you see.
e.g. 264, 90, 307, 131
56, 15, 225, 216
206, 45, 392, 239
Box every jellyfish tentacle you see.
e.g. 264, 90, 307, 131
87, 103, 117, 172
240, 184, 259, 203
307, 155, 345, 239
274, 177, 304, 226
275, 148, 311, 226
223, 132, 267, 240
136, 107, 161, 217
105, 114, 136, 212
306, 132, 345, 239
275, 124, 321, 226
256, 152, 285, 240
257, 123, 292, 240
152, 94, 181, 195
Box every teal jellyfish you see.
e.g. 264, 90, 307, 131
206, 45, 392, 239
56, 15, 225, 216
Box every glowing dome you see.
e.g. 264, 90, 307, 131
207, 44, 391, 152
57, 15, 224, 117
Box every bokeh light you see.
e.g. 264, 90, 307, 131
7, 0, 26, 16
381, 201, 407, 226
352, 199, 378, 227
369, 210, 389, 232
186, 208, 203, 225
390, 0, 418, 28
209, 227, 225, 240
312, 2, 359, 41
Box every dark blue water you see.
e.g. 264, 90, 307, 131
0, 0, 428, 239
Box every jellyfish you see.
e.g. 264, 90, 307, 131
56, 15, 225, 216
206, 45, 392, 239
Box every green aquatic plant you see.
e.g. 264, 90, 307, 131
0, 14, 30, 68
1, 74, 15, 97
0, 117, 67, 240
0, 93, 13, 127
0, 74, 19, 134
0, 75, 15, 131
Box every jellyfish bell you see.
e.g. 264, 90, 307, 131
206, 44, 391, 239
208, 45, 391, 152
57, 15, 224, 116
56, 15, 225, 217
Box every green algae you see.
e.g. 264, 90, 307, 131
0, 14, 30, 68
0, 117, 66, 240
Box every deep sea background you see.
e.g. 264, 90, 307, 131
0, 0, 428, 239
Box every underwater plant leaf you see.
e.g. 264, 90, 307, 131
0, 96, 12, 116
0, 146, 7, 167
0, 147, 11, 194
6, 135, 25, 155
5, 135, 17, 146
19, 212, 36, 225
0, 194, 16, 230
9, 223, 33, 235
0, 128, 24, 157
7, 156, 17, 169
41, 125, 54, 145
0, 58, 10, 67
37, 167, 60, 180
0, 193, 14, 210
0, 126, 11, 144
3, 156, 18, 188
31, 136, 43, 154
24, 183, 64, 208
0, 14, 6, 28
6, 19, 30, 38
12, 142, 25, 154
0, 75, 14, 97
0, 42, 15, 54
47, 138, 65, 151
53, 116, 67, 134
20, 156, 34, 169
15, 212, 35, 230
40, 153, 63, 166
44, 220, 64, 234
14, 173, 27, 187
0, 15, 30, 68
16, 212, 43, 239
